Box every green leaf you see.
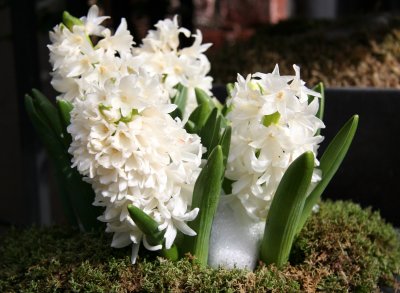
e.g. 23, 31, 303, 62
57, 99, 73, 146
31, 89, 66, 148
296, 115, 359, 235
226, 83, 234, 98
25, 94, 102, 231
25, 95, 78, 226
260, 151, 314, 267
183, 146, 224, 266
195, 87, 215, 109
262, 111, 281, 127
25, 95, 65, 160
199, 108, 221, 158
56, 160, 103, 232
218, 126, 232, 168
57, 99, 73, 127
222, 101, 233, 116
62, 11, 83, 31
170, 84, 188, 119
127, 204, 164, 246
184, 102, 212, 134
161, 244, 179, 261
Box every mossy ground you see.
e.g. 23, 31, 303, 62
209, 16, 400, 88
1, 201, 399, 292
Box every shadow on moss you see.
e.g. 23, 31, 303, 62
1, 201, 399, 292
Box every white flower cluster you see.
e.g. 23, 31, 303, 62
48, 6, 213, 116
134, 16, 213, 116
226, 65, 325, 221
48, 6, 204, 258
48, 6, 137, 104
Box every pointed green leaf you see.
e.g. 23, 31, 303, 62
61, 168, 103, 231
25, 95, 78, 226
57, 99, 73, 146
221, 102, 233, 117
25, 95, 65, 158
170, 84, 188, 119
127, 204, 164, 246
25, 94, 102, 231
226, 83, 234, 98
57, 99, 73, 128
260, 151, 314, 267
184, 102, 212, 134
161, 244, 179, 261
199, 108, 221, 158
184, 146, 224, 266
296, 115, 359, 235
62, 11, 83, 31
184, 120, 196, 134
195, 87, 214, 109
31, 89, 65, 147
218, 126, 231, 168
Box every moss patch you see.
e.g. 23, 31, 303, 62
209, 16, 400, 88
1, 201, 399, 292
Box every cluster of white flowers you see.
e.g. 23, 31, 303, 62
48, 5, 204, 260
48, 6, 137, 103
49, 6, 213, 115
134, 16, 213, 116
48, 5, 328, 262
225, 65, 325, 221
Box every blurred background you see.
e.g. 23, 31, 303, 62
1, 0, 400, 235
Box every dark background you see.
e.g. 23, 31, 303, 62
1, 0, 399, 235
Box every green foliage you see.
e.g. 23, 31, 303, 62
127, 205, 165, 246
183, 146, 225, 266
1, 201, 398, 292
170, 84, 188, 119
62, 11, 83, 31
56, 99, 73, 145
297, 115, 359, 235
199, 108, 222, 158
260, 152, 315, 267
185, 102, 212, 134
195, 88, 215, 110
25, 91, 102, 231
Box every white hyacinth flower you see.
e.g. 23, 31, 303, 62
67, 70, 203, 259
48, 6, 205, 261
225, 65, 325, 222
134, 16, 213, 116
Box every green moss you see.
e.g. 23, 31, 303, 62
209, 16, 400, 88
1, 201, 399, 292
